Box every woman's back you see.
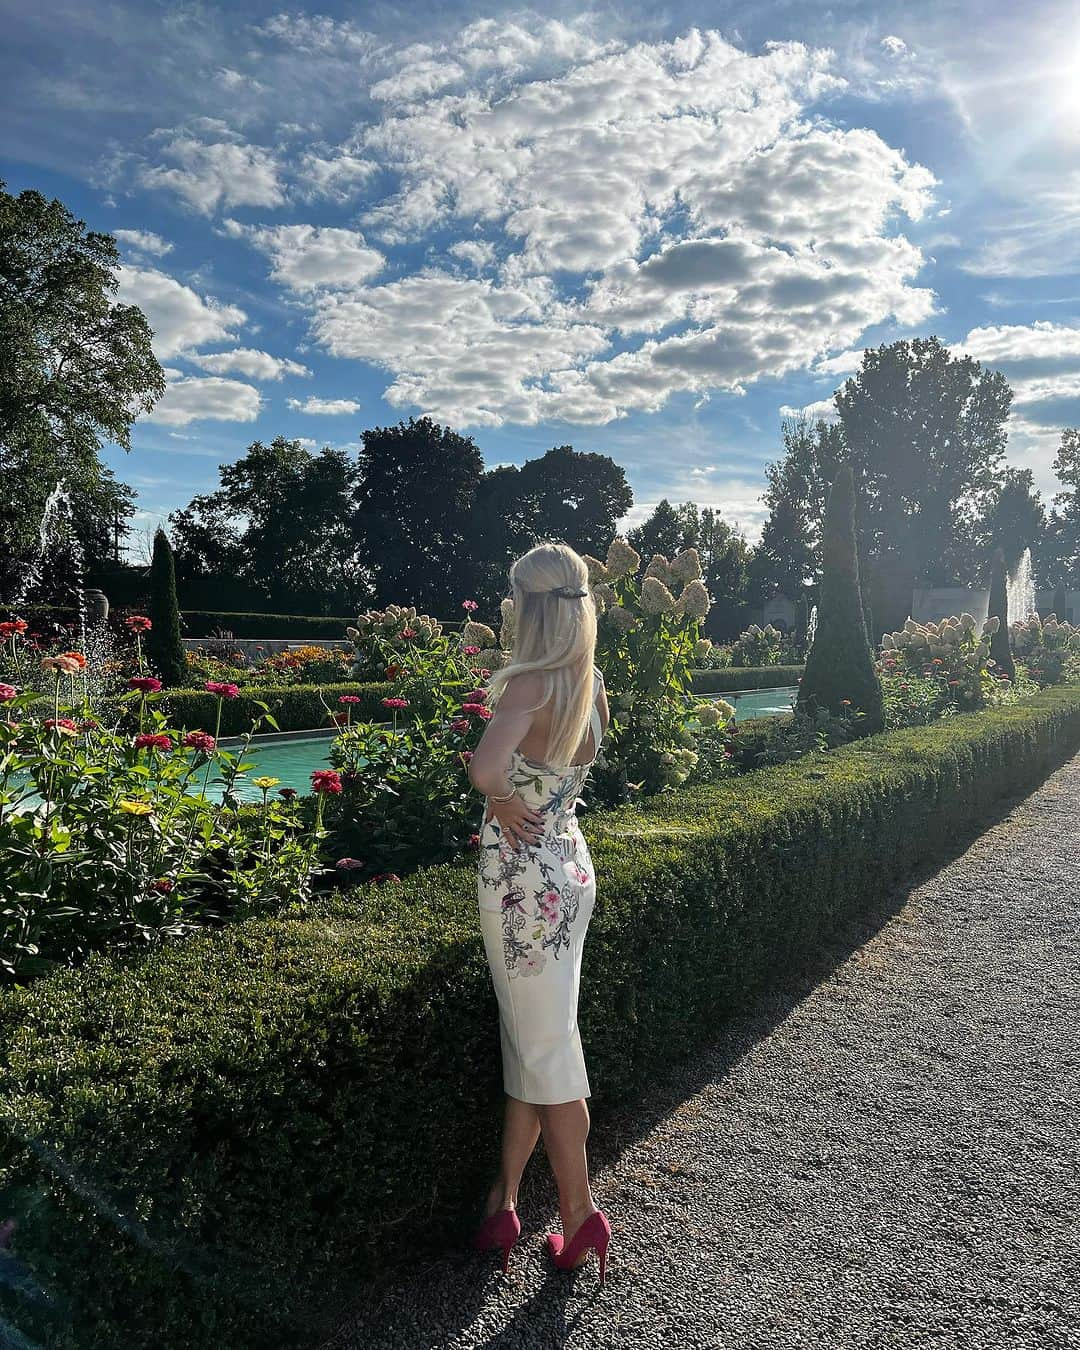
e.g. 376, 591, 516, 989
513, 666, 608, 769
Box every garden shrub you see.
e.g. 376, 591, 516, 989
179, 611, 355, 639
3, 683, 1079, 1349
797, 465, 884, 732
987, 547, 1016, 681
156, 682, 403, 735
689, 665, 804, 694
146, 531, 186, 688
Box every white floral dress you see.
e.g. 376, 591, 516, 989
477, 668, 604, 1105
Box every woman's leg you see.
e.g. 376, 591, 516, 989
485, 1094, 541, 1215
538, 1098, 597, 1251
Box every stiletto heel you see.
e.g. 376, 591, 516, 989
473, 1208, 521, 1272
544, 1209, 611, 1284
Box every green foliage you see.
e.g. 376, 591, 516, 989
726, 622, 801, 667
146, 531, 186, 688
3, 684, 1079, 1349
0, 689, 322, 982
689, 665, 805, 693
878, 612, 1007, 712
1010, 612, 1080, 686
0, 179, 163, 596
179, 612, 355, 639
157, 683, 402, 736
987, 547, 1016, 681
796, 466, 884, 732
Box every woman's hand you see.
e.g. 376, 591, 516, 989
485, 793, 546, 851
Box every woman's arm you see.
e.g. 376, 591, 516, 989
469, 673, 547, 850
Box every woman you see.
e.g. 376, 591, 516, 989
467, 542, 612, 1284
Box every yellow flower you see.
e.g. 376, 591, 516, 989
252, 776, 281, 789
118, 800, 154, 816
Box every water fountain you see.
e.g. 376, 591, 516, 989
1006, 547, 1036, 625
805, 604, 818, 653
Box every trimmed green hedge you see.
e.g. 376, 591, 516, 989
157, 682, 398, 735
690, 664, 804, 693
179, 611, 355, 638
3, 685, 1080, 1348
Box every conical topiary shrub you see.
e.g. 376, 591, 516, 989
796, 464, 884, 733
987, 546, 1016, 682
146, 528, 187, 687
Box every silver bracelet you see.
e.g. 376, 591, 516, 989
488, 785, 516, 802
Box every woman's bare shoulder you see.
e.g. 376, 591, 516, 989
496, 669, 548, 709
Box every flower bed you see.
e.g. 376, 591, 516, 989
3, 684, 1079, 1350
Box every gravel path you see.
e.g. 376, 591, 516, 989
326, 750, 1080, 1350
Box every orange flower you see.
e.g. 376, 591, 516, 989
59, 650, 88, 670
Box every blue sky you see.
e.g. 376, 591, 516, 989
4, 0, 1080, 551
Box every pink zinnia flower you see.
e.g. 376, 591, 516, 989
205, 681, 240, 699
462, 688, 487, 704
135, 733, 172, 751
311, 769, 343, 795
335, 857, 364, 870
461, 600, 478, 612
458, 750, 473, 764
461, 702, 492, 720
150, 877, 174, 894
44, 717, 79, 736
381, 697, 409, 710
183, 731, 216, 753
278, 787, 298, 801
462, 645, 480, 656
338, 694, 361, 704
400, 627, 417, 639
467, 833, 481, 849
0, 684, 16, 701
128, 676, 162, 693
0, 619, 28, 638
451, 717, 470, 733
125, 615, 152, 633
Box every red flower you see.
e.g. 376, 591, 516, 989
0, 684, 16, 701
385, 664, 400, 680
461, 600, 479, 612
331, 711, 349, 725
467, 833, 481, 849
461, 702, 492, 720
338, 694, 361, 704
335, 857, 364, 870
462, 645, 480, 656
150, 877, 174, 894
205, 681, 240, 699
381, 697, 409, 710
458, 750, 473, 764
44, 717, 79, 735
369, 872, 402, 885
462, 688, 488, 704
59, 650, 88, 670
0, 619, 28, 638
278, 787, 298, 801
400, 627, 417, 639
311, 769, 343, 795
135, 733, 172, 751
125, 615, 152, 633
79, 718, 100, 731
451, 717, 470, 732
183, 731, 216, 753
128, 676, 163, 693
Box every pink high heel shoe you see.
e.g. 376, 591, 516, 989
545, 1209, 611, 1286
473, 1207, 522, 1273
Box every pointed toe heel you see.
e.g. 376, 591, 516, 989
473, 1208, 521, 1273
545, 1209, 611, 1285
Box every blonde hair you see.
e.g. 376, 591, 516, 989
487, 542, 598, 767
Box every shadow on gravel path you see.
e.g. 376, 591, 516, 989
322, 749, 1080, 1350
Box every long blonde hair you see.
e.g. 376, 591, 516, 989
487, 542, 598, 767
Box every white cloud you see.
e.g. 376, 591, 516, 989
139, 137, 285, 215
812, 348, 866, 377
286, 396, 362, 415
780, 399, 838, 420
116, 265, 246, 359
113, 228, 173, 257
276, 29, 934, 427
185, 348, 312, 380
223, 221, 385, 290
880, 36, 909, 57
144, 374, 262, 426
296, 148, 378, 201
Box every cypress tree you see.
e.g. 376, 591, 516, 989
1052, 582, 1067, 621
987, 546, 1016, 681
796, 465, 884, 733
146, 528, 186, 686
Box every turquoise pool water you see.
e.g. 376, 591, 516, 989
210, 686, 798, 800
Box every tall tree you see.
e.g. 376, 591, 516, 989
146, 529, 186, 687
796, 466, 884, 732
835, 337, 1012, 598
355, 418, 484, 614
628, 499, 682, 560
171, 438, 365, 614
979, 466, 1046, 576
0, 179, 162, 598
986, 546, 1016, 681
1046, 428, 1080, 588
